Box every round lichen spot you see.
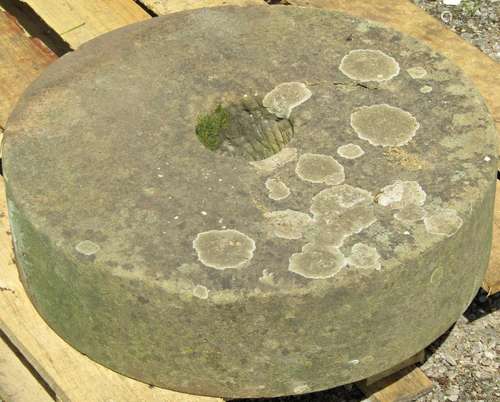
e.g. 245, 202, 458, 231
339, 49, 400, 82
265, 178, 290, 201
407, 66, 427, 79
424, 209, 463, 237
420, 85, 433, 94
265, 210, 313, 240
337, 143, 365, 159
377, 180, 426, 209
193, 285, 209, 299
75, 240, 100, 256
310, 184, 373, 219
308, 185, 375, 247
195, 96, 294, 161
289, 244, 346, 279
193, 229, 256, 270
295, 153, 345, 185
262, 82, 312, 119
351, 104, 419, 147
347, 243, 381, 271
394, 204, 426, 223
292, 383, 311, 394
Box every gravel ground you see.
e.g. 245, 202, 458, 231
412, 0, 499, 61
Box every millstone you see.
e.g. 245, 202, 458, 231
2, 5, 497, 398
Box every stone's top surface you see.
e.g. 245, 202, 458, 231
3, 6, 497, 298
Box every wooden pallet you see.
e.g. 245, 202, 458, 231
0, 1, 498, 401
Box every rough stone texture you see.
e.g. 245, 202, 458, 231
2, 5, 498, 399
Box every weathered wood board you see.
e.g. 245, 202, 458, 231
0, 335, 53, 402
0, 176, 223, 402
287, 0, 500, 161
358, 366, 434, 402
141, 0, 266, 14
0, 8, 55, 130
23, 0, 150, 49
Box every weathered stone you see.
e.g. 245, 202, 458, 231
2, 5, 497, 399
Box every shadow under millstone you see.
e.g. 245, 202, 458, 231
229, 384, 365, 402
463, 288, 500, 322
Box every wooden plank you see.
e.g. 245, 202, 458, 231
23, 0, 150, 49
140, 0, 266, 15
0, 335, 54, 402
0, 8, 56, 129
287, 0, 500, 160
0, 177, 222, 402
358, 366, 433, 402
364, 351, 425, 386
483, 181, 500, 295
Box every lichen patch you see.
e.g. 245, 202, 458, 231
351, 104, 420, 147
307, 185, 376, 247
377, 180, 426, 209
265, 178, 290, 201
250, 147, 297, 175
193, 285, 209, 299
394, 204, 426, 223
337, 143, 365, 159
265, 210, 313, 240
295, 153, 345, 185
193, 229, 256, 269
420, 85, 433, 94
289, 243, 346, 279
424, 209, 463, 237
407, 66, 427, 79
339, 49, 400, 82
75, 240, 100, 256
347, 243, 381, 270
262, 82, 312, 119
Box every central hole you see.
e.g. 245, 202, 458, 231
195, 96, 294, 161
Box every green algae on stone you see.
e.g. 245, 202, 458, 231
195, 104, 229, 151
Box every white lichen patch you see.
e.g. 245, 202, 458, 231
250, 147, 297, 175
394, 204, 426, 223
420, 85, 433, 94
265, 178, 290, 201
351, 104, 420, 147
347, 243, 381, 271
292, 383, 311, 394
259, 269, 276, 286
311, 184, 373, 220
262, 82, 312, 119
193, 229, 256, 270
337, 143, 365, 159
295, 153, 345, 185
265, 210, 313, 240
75, 240, 100, 256
192, 285, 209, 299
307, 185, 376, 247
377, 180, 426, 209
424, 209, 463, 237
289, 243, 346, 279
407, 66, 428, 79
339, 49, 400, 82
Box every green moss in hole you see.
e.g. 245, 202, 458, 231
195, 105, 230, 151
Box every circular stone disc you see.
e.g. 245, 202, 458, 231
2, 5, 497, 398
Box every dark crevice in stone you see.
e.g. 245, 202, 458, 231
196, 97, 294, 161
0, 329, 58, 400
134, 1, 158, 17
0, 0, 71, 56
266, 0, 292, 5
